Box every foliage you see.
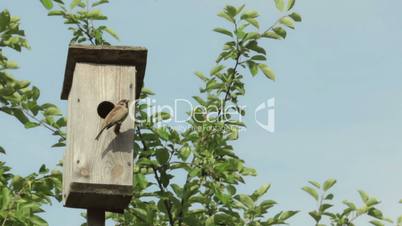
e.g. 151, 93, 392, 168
40, 0, 119, 45
0, 152, 62, 226
109, 2, 302, 226
0, 9, 66, 148
0, 8, 64, 226
303, 179, 400, 226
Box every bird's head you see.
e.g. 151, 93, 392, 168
117, 99, 130, 107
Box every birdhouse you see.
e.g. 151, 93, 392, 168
60, 44, 147, 213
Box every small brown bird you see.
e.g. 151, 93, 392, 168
95, 99, 129, 140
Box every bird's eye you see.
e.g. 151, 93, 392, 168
97, 101, 115, 119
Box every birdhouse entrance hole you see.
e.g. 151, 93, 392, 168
97, 101, 115, 119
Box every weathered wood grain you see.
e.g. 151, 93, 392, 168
63, 63, 136, 212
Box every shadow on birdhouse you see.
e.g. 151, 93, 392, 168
60, 44, 147, 213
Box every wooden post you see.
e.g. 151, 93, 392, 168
87, 209, 105, 226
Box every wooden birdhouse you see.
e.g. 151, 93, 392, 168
60, 45, 147, 213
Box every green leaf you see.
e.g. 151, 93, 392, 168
15, 80, 30, 89
228, 127, 238, 140
343, 200, 357, 209
368, 208, 383, 219
194, 71, 208, 81
309, 210, 321, 223
31, 215, 47, 226
274, 0, 285, 12
273, 27, 287, 39
237, 194, 254, 209
289, 12, 302, 22
56, 117, 67, 127
44, 107, 61, 115
156, 127, 170, 140
358, 190, 369, 203
0, 146, 5, 154
39, 164, 49, 174
1, 188, 11, 210
308, 181, 321, 189
280, 17, 295, 29
279, 210, 298, 221
0, 10, 11, 32
70, 0, 81, 9
287, 0, 296, 10
132, 208, 148, 222
251, 184, 271, 201
259, 64, 276, 81
370, 220, 384, 226
246, 18, 259, 29
323, 179, 336, 191
237, 4, 246, 14
179, 146, 191, 161
366, 197, 380, 207
92, 0, 109, 7
25, 121, 40, 129
134, 173, 148, 189
240, 10, 259, 20
6, 61, 19, 69
262, 31, 282, 39
171, 184, 183, 197
104, 27, 119, 40
247, 61, 259, 76
251, 55, 266, 61
32, 86, 40, 100
88, 9, 107, 20
218, 11, 235, 23
0, 86, 15, 96
246, 41, 266, 54
224, 5, 237, 17
155, 149, 169, 165
193, 96, 207, 106
40, 0, 54, 9
302, 186, 319, 201
12, 109, 29, 124
213, 27, 233, 37
319, 203, 333, 212
210, 65, 225, 75
52, 142, 65, 148
325, 193, 334, 200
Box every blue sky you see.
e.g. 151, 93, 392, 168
1, 0, 402, 225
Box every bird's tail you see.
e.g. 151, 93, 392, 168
95, 127, 106, 140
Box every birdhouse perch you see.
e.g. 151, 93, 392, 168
60, 44, 147, 213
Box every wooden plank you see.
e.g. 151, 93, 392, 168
63, 63, 135, 211
61, 44, 147, 100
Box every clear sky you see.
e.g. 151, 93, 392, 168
1, 0, 402, 225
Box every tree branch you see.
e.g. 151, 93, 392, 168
136, 127, 175, 226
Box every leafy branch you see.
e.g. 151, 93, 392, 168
303, 179, 394, 226
40, 0, 119, 45
0, 9, 66, 147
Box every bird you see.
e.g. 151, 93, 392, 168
95, 99, 129, 140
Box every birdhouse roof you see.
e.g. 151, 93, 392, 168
61, 44, 147, 100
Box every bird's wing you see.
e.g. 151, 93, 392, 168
103, 105, 129, 128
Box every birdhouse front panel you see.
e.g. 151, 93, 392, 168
63, 63, 136, 211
